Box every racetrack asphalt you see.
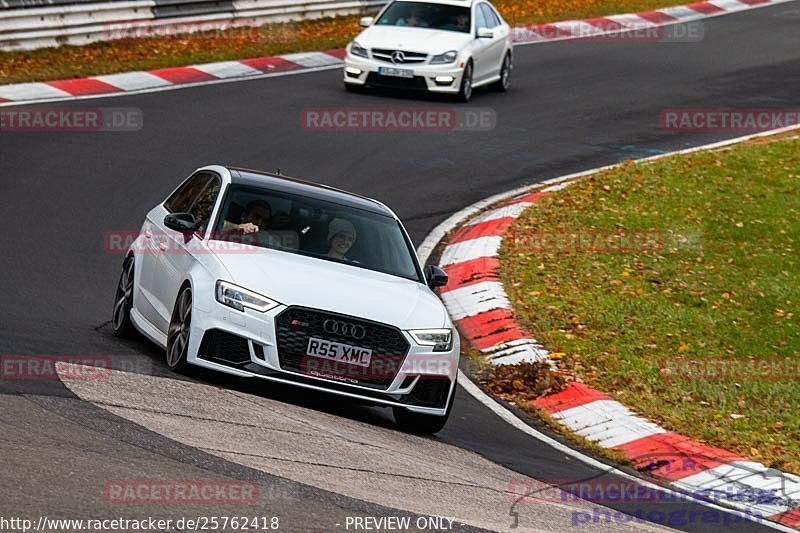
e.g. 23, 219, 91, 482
1, 2, 799, 531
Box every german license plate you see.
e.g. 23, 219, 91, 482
378, 66, 413, 78
306, 337, 372, 367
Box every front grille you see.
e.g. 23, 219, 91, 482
198, 329, 251, 365
371, 48, 428, 64
275, 307, 410, 390
366, 72, 429, 91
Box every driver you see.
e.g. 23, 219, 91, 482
326, 218, 357, 261
223, 200, 271, 234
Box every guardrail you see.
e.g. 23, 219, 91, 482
0, 0, 385, 50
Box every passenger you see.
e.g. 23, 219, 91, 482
326, 218, 357, 261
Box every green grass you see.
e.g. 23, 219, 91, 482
500, 134, 800, 474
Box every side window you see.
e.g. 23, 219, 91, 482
474, 4, 488, 30
480, 4, 498, 28
165, 172, 211, 213
190, 176, 221, 233
486, 4, 502, 26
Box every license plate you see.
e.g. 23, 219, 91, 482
306, 337, 372, 367
378, 66, 413, 78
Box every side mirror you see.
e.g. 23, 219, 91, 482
359, 16, 374, 27
476, 27, 494, 39
164, 212, 198, 234
424, 265, 449, 289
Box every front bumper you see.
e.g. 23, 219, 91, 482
185, 299, 460, 415
344, 54, 464, 94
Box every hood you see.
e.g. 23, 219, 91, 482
215, 247, 448, 330
356, 26, 473, 55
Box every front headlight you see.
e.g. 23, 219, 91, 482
215, 280, 280, 313
349, 41, 369, 59
430, 50, 458, 64
409, 328, 453, 352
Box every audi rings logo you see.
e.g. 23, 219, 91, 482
323, 319, 366, 340
391, 51, 406, 64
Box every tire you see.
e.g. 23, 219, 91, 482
457, 61, 473, 103
166, 285, 192, 372
112, 255, 137, 338
393, 378, 457, 434
491, 52, 511, 92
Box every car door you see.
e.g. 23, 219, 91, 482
479, 3, 507, 80
151, 170, 219, 333
471, 3, 493, 81
136, 172, 209, 327
152, 172, 222, 333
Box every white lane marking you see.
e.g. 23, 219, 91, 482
551, 400, 667, 448
0, 64, 344, 108
0, 82, 71, 100
192, 61, 262, 79
439, 236, 502, 266
94, 71, 170, 91
280, 52, 342, 67
440, 281, 509, 320
417, 124, 800, 533
454, 370, 795, 531
465, 202, 533, 226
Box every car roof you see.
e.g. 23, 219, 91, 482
226, 167, 395, 217
390, 0, 478, 7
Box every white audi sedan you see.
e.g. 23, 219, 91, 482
343, 0, 512, 101
112, 165, 459, 433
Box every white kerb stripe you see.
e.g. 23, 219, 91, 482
551, 400, 667, 448
551, 20, 601, 37
512, 26, 544, 41
281, 52, 342, 67
94, 72, 171, 91
440, 281, 510, 320
439, 236, 503, 266
465, 202, 533, 226
659, 5, 705, 19
708, 0, 752, 11
605, 14, 658, 28
192, 61, 261, 79
487, 343, 550, 365
0, 83, 71, 101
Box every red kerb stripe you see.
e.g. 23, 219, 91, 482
533, 382, 611, 413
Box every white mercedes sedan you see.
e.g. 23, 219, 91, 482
343, 0, 512, 101
112, 165, 459, 433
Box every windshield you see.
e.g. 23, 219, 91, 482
211, 185, 422, 282
376, 1, 471, 33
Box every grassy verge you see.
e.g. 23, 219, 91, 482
499, 133, 800, 474
1, 0, 682, 84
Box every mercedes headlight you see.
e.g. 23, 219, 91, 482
409, 328, 453, 352
350, 41, 369, 59
215, 281, 280, 313
430, 50, 458, 64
